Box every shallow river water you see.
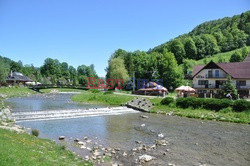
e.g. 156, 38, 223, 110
7, 93, 250, 166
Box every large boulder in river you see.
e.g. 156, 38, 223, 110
0, 108, 14, 122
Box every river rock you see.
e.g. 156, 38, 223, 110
104, 152, 112, 157
0, 108, 14, 122
59, 136, 65, 140
140, 115, 149, 118
155, 139, 168, 146
78, 141, 85, 145
74, 138, 80, 142
85, 156, 89, 160
138, 154, 154, 162
122, 152, 127, 156
141, 124, 145, 127
158, 133, 164, 138
80, 145, 86, 149
135, 140, 142, 144
93, 151, 102, 156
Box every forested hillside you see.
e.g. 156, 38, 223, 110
151, 11, 250, 64
105, 11, 250, 89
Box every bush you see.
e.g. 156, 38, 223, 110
232, 100, 250, 112
176, 97, 204, 109
31, 129, 39, 137
176, 97, 232, 111
88, 89, 101, 93
161, 97, 174, 105
203, 98, 232, 111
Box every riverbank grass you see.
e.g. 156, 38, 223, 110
71, 91, 134, 106
0, 128, 92, 166
40, 88, 86, 93
150, 98, 250, 124
0, 87, 36, 98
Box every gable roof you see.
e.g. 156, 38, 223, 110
6, 72, 32, 82
192, 61, 250, 79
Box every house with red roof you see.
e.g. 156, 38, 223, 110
192, 58, 250, 98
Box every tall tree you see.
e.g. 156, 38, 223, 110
0, 60, 9, 85
184, 37, 197, 59
168, 39, 186, 64
106, 57, 129, 81
230, 52, 242, 62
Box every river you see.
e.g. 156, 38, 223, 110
7, 93, 250, 166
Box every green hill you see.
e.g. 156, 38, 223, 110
150, 11, 250, 64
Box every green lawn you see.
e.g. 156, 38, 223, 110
0, 128, 92, 166
40, 88, 86, 93
149, 98, 250, 124
0, 87, 36, 98
71, 91, 134, 106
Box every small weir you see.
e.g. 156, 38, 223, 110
12, 107, 138, 122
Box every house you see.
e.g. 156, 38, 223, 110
192, 61, 250, 98
6, 71, 32, 85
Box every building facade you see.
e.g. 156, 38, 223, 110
192, 61, 250, 98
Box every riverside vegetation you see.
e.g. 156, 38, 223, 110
72, 90, 250, 124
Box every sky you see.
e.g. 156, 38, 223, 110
0, 0, 249, 77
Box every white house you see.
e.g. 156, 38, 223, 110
192, 60, 250, 98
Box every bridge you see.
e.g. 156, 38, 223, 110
28, 84, 88, 92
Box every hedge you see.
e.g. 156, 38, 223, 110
161, 97, 174, 105
176, 97, 232, 111
232, 100, 250, 112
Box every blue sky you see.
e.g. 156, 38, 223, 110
0, 0, 249, 77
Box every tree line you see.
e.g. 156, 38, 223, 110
0, 56, 98, 86
105, 11, 250, 90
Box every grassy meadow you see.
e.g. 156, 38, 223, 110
0, 128, 92, 166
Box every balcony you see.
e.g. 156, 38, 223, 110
236, 85, 250, 89
205, 74, 227, 79
193, 84, 223, 89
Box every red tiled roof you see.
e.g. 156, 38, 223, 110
192, 61, 250, 79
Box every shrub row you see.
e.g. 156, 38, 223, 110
175, 97, 232, 111
174, 97, 250, 112
161, 97, 174, 105
232, 100, 250, 112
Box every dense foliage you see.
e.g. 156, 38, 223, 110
176, 97, 232, 111
105, 49, 184, 89
151, 11, 250, 64
232, 100, 250, 112
160, 97, 174, 105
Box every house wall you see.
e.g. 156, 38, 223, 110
193, 69, 227, 88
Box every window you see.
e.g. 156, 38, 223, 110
237, 80, 246, 86
215, 70, 219, 78
198, 80, 208, 85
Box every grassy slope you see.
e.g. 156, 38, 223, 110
72, 92, 250, 123
40, 88, 86, 93
149, 98, 250, 124
196, 46, 250, 65
0, 87, 36, 98
0, 128, 92, 166
71, 91, 134, 106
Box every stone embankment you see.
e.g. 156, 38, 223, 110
0, 106, 24, 133
125, 97, 153, 112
